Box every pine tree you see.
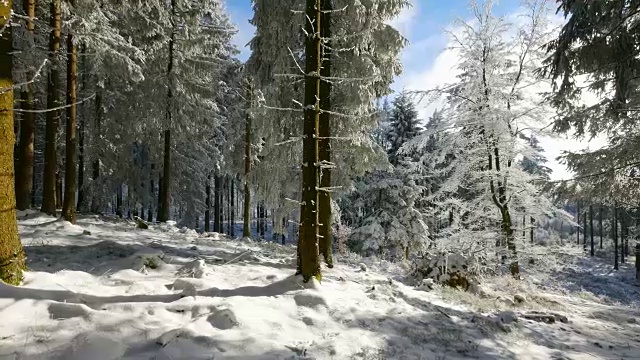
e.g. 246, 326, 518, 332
387, 90, 421, 166
62, 5, 78, 224
0, 0, 27, 285
41, 0, 61, 216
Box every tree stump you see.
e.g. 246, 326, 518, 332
134, 216, 149, 230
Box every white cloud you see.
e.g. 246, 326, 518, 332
389, 1, 419, 39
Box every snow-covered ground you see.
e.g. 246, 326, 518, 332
1, 213, 639, 360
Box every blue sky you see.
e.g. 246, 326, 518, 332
223, 0, 522, 89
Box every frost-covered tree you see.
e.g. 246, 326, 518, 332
387, 90, 422, 165
416, 0, 554, 276
542, 0, 640, 203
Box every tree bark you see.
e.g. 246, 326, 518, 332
243, 81, 252, 238
41, 0, 62, 216
90, 89, 102, 214
147, 164, 154, 222
298, 0, 322, 282
15, 0, 36, 211
530, 217, 534, 243
62, 32, 77, 224
205, 174, 211, 232
116, 185, 123, 218
599, 205, 603, 249
77, 43, 86, 211
55, 171, 62, 209
214, 174, 221, 233
576, 203, 580, 244
156, 176, 163, 221
582, 211, 587, 252
589, 205, 594, 256
613, 204, 619, 270
318, 0, 333, 268
0, 0, 27, 285
229, 176, 236, 237
158, 0, 176, 223
620, 210, 626, 264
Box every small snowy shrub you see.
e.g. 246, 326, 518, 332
411, 252, 478, 290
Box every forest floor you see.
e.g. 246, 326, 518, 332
1, 213, 639, 360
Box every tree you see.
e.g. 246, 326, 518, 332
416, 0, 553, 276
542, 0, 640, 204
41, 0, 62, 216
1, 0, 27, 285
387, 90, 421, 165
62, 3, 78, 224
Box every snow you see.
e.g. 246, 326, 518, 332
1, 213, 639, 359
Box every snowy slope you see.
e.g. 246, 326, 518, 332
0, 213, 639, 360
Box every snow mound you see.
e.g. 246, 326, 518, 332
48, 302, 94, 320
59, 333, 127, 360
176, 259, 209, 278
294, 290, 328, 309
207, 308, 239, 329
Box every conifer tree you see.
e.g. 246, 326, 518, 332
387, 90, 422, 166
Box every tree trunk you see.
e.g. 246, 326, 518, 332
522, 216, 526, 241
259, 202, 265, 239
282, 217, 286, 245
636, 244, 640, 282
229, 176, 236, 237
298, 0, 323, 282
613, 204, 619, 270
318, 0, 333, 268
620, 210, 626, 264
0, 0, 27, 285
576, 203, 580, 244
77, 43, 86, 211
582, 211, 587, 252
41, 0, 62, 216
227, 176, 231, 235
90, 89, 102, 214
243, 81, 252, 238
599, 205, 603, 249
205, 174, 211, 232
147, 164, 154, 222
529, 217, 534, 243
589, 205, 594, 256
214, 174, 221, 233
502, 208, 520, 276
158, 0, 175, 223
55, 171, 62, 209
156, 176, 163, 220
116, 185, 123, 218
62, 33, 77, 224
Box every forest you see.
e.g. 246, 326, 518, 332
0, 0, 639, 359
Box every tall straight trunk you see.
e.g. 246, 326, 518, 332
214, 174, 221, 233
0, 0, 27, 285
589, 205, 594, 256
116, 185, 123, 218
15, 0, 36, 211
259, 202, 265, 239
613, 204, 619, 270
582, 211, 587, 251
41, 0, 62, 216
599, 205, 603, 249
156, 176, 163, 220
620, 211, 627, 264
227, 176, 231, 235
624, 212, 629, 259
158, 0, 176, 223
298, 0, 322, 282
147, 164, 154, 222
90, 89, 102, 214
77, 43, 86, 211
282, 217, 286, 245
243, 81, 252, 238
55, 171, 62, 208
318, 0, 333, 267
62, 33, 77, 224
522, 216, 526, 241
230, 178, 235, 237
204, 174, 211, 232
576, 203, 580, 244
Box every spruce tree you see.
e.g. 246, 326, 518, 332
387, 90, 421, 166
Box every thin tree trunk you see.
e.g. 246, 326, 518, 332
282, 217, 286, 245
156, 176, 163, 220
214, 174, 221, 233
116, 185, 123, 218
147, 164, 154, 222
318, 0, 333, 268
259, 202, 265, 239
613, 204, 619, 270
41, 0, 62, 216
599, 205, 603, 249
229, 176, 236, 237
227, 176, 231, 235
298, 0, 322, 282
522, 216, 526, 241
62, 32, 77, 224
0, 0, 27, 285
530, 217, 534, 243
77, 43, 86, 211
243, 81, 252, 238
589, 205, 594, 256
158, 0, 176, 223
55, 171, 62, 208
583, 211, 587, 252
90, 89, 102, 214
620, 210, 626, 264
205, 174, 211, 232
576, 203, 580, 244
